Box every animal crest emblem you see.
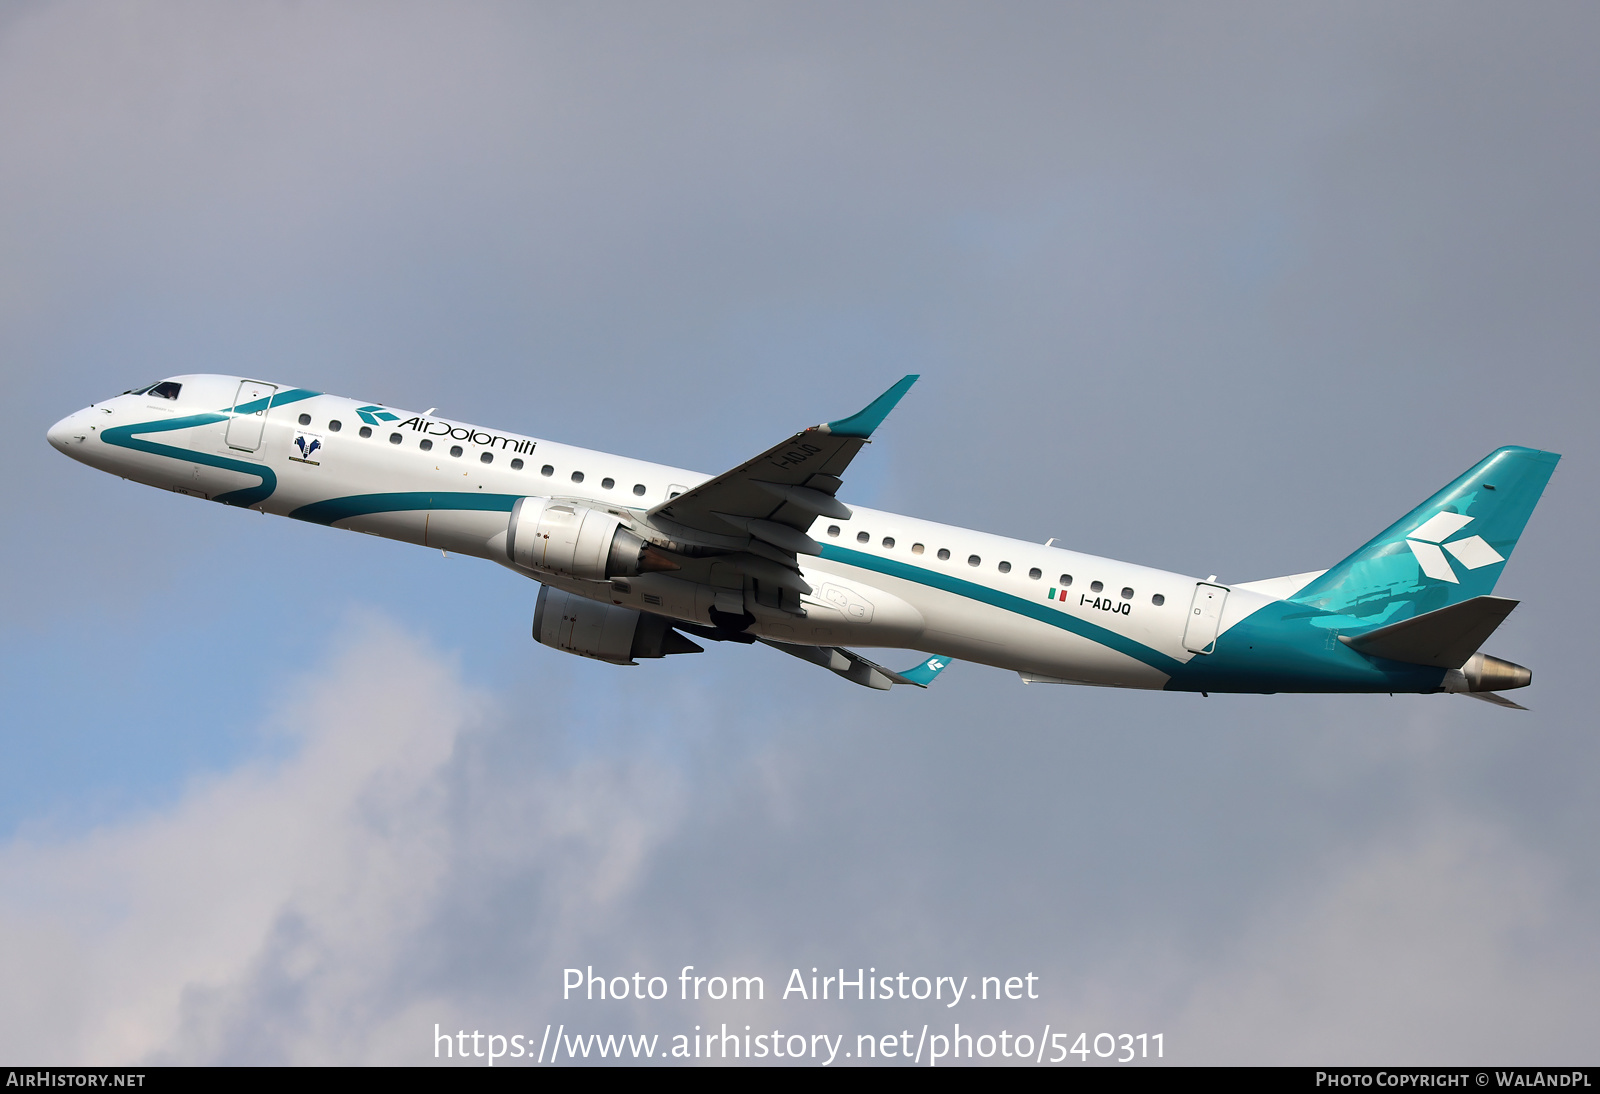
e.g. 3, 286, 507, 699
289, 431, 324, 466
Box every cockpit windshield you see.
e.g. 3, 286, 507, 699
124, 381, 182, 400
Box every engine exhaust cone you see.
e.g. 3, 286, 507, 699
637, 545, 682, 573
1463, 652, 1532, 692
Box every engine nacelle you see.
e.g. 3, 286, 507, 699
533, 586, 703, 665
507, 497, 651, 580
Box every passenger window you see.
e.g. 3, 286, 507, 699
359, 426, 372, 439
571, 471, 584, 483
511, 458, 523, 470
420, 439, 433, 452
912, 543, 925, 555
1059, 574, 1073, 586
541, 465, 554, 477
449, 445, 463, 457
601, 477, 614, 489
1090, 580, 1104, 593
633, 484, 645, 496
297, 413, 311, 426
1121, 587, 1133, 599
147, 381, 182, 400
389, 432, 402, 444
967, 555, 981, 567
480, 452, 493, 464
998, 561, 1011, 573
857, 531, 869, 543
883, 537, 895, 549
328, 420, 342, 432
1151, 594, 1165, 606
1028, 567, 1042, 580
828, 525, 840, 537
937, 548, 950, 561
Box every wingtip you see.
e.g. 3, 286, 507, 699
822, 374, 920, 439
892, 654, 952, 688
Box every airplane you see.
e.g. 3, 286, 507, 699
48, 374, 1556, 706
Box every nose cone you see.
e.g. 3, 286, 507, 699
47, 410, 86, 454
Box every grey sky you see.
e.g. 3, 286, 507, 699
1, 1, 1597, 1064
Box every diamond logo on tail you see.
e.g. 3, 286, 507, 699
1405, 512, 1504, 584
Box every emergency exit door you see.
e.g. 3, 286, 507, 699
1183, 583, 1228, 654
226, 380, 278, 451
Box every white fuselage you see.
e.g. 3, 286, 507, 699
50, 375, 1266, 688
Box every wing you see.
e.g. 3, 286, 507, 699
645, 375, 918, 569
760, 640, 955, 690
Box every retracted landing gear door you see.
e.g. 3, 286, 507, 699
226, 380, 278, 452
1183, 583, 1228, 654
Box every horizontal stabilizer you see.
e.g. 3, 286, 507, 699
1339, 595, 1518, 669
1466, 690, 1529, 711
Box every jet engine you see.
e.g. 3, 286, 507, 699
533, 586, 703, 665
507, 497, 675, 580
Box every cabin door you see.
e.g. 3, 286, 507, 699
1182, 583, 1229, 654
226, 380, 278, 451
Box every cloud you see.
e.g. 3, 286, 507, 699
0, 613, 686, 1064
1167, 815, 1600, 1064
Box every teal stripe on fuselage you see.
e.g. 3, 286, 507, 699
818, 544, 1186, 676
100, 389, 322, 508
101, 413, 278, 508
290, 492, 522, 526
231, 388, 321, 415
821, 544, 1449, 693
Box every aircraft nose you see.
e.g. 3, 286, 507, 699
47, 411, 86, 453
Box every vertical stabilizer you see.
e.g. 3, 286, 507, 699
1290, 446, 1558, 627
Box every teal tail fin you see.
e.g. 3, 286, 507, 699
1290, 446, 1559, 627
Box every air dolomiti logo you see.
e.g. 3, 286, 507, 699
1405, 512, 1504, 584
356, 405, 399, 426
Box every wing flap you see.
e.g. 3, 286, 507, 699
754, 481, 853, 520
712, 513, 823, 555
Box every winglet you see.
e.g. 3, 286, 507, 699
822, 375, 919, 439
891, 654, 953, 688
